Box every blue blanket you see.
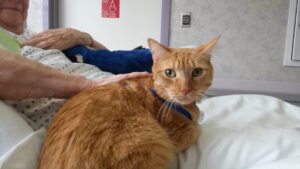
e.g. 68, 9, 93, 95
63, 45, 153, 74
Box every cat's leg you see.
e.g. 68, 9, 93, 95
105, 115, 175, 169
169, 122, 201, 153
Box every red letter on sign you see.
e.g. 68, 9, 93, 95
102, 0, 120, 18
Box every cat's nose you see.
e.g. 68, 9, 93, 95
180, 88, 191, 95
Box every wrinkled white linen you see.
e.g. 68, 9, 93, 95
1, 95, 300, 169
178, 95, 300, 169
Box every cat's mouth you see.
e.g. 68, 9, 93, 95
173, 96, 196, 105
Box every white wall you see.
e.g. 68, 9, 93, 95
170, 0, 300, 102
59, 0, 162, 50
27, 0, 43, 33
170, 0, 300, 83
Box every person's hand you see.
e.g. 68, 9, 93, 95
96, 72, 152, 85
21, 28, 92, 50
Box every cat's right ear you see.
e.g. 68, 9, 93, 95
197, 35, 221, 54
148, 38, 171, 63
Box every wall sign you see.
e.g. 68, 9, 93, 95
102, 0, 120, 18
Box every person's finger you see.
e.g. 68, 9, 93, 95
47, 44, 66, 50
47, 45, 57, 50
35, 40, 52, 49
21, 36, 48, 46
122, 72, 152, 78
48, 41, 72, 50
96, 75, 126, 85
35, 36, 63, 49
29, 32, 48, 38
30, 31, 55, 40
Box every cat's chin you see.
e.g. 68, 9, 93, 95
174, 98, 195, 106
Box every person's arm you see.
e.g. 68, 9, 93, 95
21, 28, 108, 50
0, 49, 151, 100
0, 48, 94, 100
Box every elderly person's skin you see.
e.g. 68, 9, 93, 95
0, 0, 150, 100
22, 28, 108, 50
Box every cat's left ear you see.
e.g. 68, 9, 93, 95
196, 35, 221, 57
148, 38, 171, 63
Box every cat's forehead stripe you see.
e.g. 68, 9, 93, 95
172, 48, 195, 52
174, 55, 193, 68
172, 49, 194, 55
170, 50, 209, 69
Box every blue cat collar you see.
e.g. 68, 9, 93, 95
149, 88, 192, 121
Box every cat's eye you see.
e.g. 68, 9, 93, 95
165, 69, 176, 78
192, 68, 203, 77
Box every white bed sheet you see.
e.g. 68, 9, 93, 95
178, 94, 300, 169
1, 94, 300, 169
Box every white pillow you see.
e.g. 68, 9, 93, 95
0, 101, 45, 169
177, 95, 300, 169
0, 101, 33, 157
0, 128, 45, 169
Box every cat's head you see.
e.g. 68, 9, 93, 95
148, 36, 220, 105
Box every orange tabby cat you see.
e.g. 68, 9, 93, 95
37, 36, 220, 169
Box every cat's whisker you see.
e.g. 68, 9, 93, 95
201, 93, 209, 99
189, 91, 209, 103
154, 97, 163, 117
162, 99, 172, 126
157, 99, 167, 121
153, 96, 167, 121
168, 99, 176, 123
197, 93, 208, 102
158, 98, 172, 125
194, 97, 202, 103
165, 98, 173, 125
161, 98, 174, 127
